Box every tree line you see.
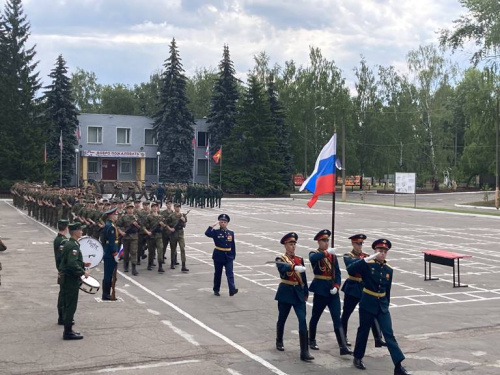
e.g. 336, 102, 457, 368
1, 0, 499, 193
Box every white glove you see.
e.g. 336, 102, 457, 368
294, 265, 306, 273
364, 253, 378, 262
330, 287, 338, 295
327, 247, 336, 255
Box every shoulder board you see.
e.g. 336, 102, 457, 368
366, 260, 376, 264
385, 263, 393, 269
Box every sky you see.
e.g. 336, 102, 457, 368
6, 0, 472, 89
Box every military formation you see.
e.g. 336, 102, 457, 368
107, 181, 223, 209
10, 182, 411, 373
274, 231, 411, 375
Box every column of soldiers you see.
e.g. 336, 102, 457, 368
11, 182, 192, 275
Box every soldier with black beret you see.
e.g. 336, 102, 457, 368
274, 232, 314, 362
341, 234, 386, 348
348, 239, 411, 375
58, 222, 90, 340
205, 214, 237, 296
308, 229, 351, 356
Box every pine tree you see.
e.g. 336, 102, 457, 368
153, 38, 195, 183
224, 75, 285, 195
207, 45, 239, 151
0, 0, 43, 182
43, 54, 79, 185
267, 73, 293, 190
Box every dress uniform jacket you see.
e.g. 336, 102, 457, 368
275, 254, 309, 304
341, 251, 368, 299
309, 250, 341, 297
205, 227, 236, 262
347, 259, 392, 315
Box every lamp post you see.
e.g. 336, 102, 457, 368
75, 148, 79, 188
157, 151, 161, 184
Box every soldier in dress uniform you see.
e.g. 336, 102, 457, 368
308, 229, 352, 356
274, 232, 314, 362
102, 208, 119, 300
54, 219, 69, 325
116, 202, 140, 275
205, 214, 237, 296
58, 222, 90, 340
341, 234, 386, 347
349, 239, 411, 375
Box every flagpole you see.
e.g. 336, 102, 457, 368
59, 130, 63, 187
192, 134, 196, 184
331, 131, 337, 249
207, 139, 210, 186
219, 145, 222, 189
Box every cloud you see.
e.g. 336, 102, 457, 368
8, 0, 466, 88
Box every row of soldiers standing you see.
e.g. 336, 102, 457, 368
109, 181, 223, 209
10, 182, 190, 275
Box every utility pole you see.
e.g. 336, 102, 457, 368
495, 97, 499, 209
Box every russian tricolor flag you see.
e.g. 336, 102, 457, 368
299, 134, 337, 208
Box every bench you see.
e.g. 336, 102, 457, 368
422, 250, 472, 288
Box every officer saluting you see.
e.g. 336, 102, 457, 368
308, 229, 351, 356
274, 232, 314, 362
348, 239, 411, 375
341, 234, 386, 347
205, 214, 237, 297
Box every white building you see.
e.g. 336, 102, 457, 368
76, 114, 211, 186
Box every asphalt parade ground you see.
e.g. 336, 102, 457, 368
1, 194, 500, 375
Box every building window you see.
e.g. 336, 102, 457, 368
120, 158, 131, 174
88, 158, 98, 173
117, 128, 131, 144
197, 159, 208, 176
197, 131, 208, 147
145, 129, 158, 145
88, 127, 102, 143
145, 158, 157, 175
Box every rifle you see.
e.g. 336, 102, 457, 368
174, 210, 190, 231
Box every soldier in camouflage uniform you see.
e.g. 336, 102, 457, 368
144, 202, 165, 272
116, 202, 140, 275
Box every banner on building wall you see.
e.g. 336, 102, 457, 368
82, 150, 146, 158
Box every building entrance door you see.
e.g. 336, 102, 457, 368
102, 159, 118, 180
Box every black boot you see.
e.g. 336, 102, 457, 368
181, 262, 189, 272
394, 362, 412, 375
335, 327, 353, 355
63, 325, 83, 340
299, 330, 314, 361
353, 357, 366, 370
343, 321, 352, 346
276, 324, 284, 351
58, 308, 63, 325
373, 319, 387, 347
123, 261, 129, 272
309, 326, 319, 350
158, 263, 165, 273
147, 261, 153, 271
131, 264, 138, 276
170, 260, 175, 269
101, 280, 111, 301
